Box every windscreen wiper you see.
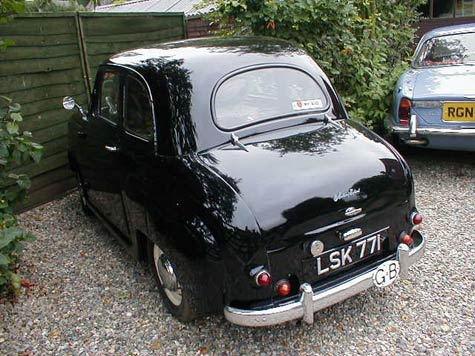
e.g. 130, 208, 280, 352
230, 133, 249, 152
307, 114, 345, 130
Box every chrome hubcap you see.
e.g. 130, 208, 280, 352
153, 244, 182, 306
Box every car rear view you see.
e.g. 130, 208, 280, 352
386, 24, 475, 151
198, 62, 426, 326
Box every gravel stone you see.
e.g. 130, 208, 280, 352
1, 149, 474, 355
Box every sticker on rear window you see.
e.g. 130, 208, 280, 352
292, 99, 323, 111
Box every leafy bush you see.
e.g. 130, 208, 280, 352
205, 0, 424, 131
0, 96, 43, 297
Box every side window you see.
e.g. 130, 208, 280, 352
98, 71, 121, 125
124, 75, 154, 140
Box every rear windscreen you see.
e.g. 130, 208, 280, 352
214, 67, 328, 130
415, 32, 475, 67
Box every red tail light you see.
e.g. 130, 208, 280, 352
399, 232, 414, 246
255, 270, 272, 287
398, 98, 412, 125
276, 280, 292, 296
411, 212, 423, 225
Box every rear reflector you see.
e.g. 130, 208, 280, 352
400, 233, 414, 246
276, 280, 292, 296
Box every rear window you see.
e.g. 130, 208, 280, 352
414, 32, 475, 67
214, 67, 328, 130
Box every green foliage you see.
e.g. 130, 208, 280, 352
0, 96, 43, 297
26, 0, 86, 13
0, 0, 26, 50
205, 0, 425, 131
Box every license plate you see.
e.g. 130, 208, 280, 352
442, 102, 475, 122
316, 232, 385, 276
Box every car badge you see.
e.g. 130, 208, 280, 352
333, 188, 361, 203
309, 240, 324, 257
333, 188, 361, 202
345, 207, 363, 217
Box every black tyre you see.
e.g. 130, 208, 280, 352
148, 239, 207, 322
75, 170, 93, 216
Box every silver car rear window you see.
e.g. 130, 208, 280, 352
214, 67, 328, 130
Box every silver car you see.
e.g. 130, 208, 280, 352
385, 23, 475, 152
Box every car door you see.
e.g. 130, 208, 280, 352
119, 71, 157, 243
79, 67, 129, 237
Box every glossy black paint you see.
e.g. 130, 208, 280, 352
67, 37, 416, 312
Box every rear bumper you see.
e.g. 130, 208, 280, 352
223, 231, 425, 327
386, 114, 475, 146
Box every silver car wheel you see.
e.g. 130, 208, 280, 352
153, 244, 183, 306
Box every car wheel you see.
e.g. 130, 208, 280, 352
75, 170, 93, 216
148, 240, 207, 322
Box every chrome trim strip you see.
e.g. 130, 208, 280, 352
304, 214, 365, 236
393, 126, 475, 136
344, 207, 362, 217
223, 231, 425, 327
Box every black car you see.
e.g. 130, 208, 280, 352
63, 37, 425, 327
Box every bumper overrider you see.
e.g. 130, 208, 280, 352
224, 231, 425, 327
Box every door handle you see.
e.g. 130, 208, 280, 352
104, 145, 119, 152
77, 131, 87, 138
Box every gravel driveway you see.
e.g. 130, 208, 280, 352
1, 150, 474, 356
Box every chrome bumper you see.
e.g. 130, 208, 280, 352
392, 126, 475, 137
224, 232, 425, 327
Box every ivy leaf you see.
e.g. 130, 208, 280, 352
22, 131, 33, 138
0, 226, 23, 249
6, 122, 19, 135
30, 142, 43, 150
0, 253, 10, 266
0, 95, 12, 105
30, 151, 42, 163
0, 143, 8, 157
9, 103, 21, 113
16, 175, 31, 190
10, 112, 22, 122
0, 108, 7, 119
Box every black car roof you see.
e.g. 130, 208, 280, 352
104, 37, 332, 154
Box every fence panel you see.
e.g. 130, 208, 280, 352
0, 12, 185, 211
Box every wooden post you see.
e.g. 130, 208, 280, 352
75, 12, 92, 105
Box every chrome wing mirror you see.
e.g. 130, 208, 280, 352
63, 96, 87, 122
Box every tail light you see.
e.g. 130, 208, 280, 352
255, 270, 272, 287
398, 232, 414, 246
398, 98, 412, 125
276, 280, 292, 296
411, 212, 423, 225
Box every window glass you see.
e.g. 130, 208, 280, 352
415, 32, 475, 67
214, 67, 328, 130
456, 0, 475, 17
417, 2, 430, 18
99, 71, 121, 124
433, 0, 454, 18
124, 76, 154, 140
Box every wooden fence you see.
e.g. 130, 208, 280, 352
0, 12, 185, 211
